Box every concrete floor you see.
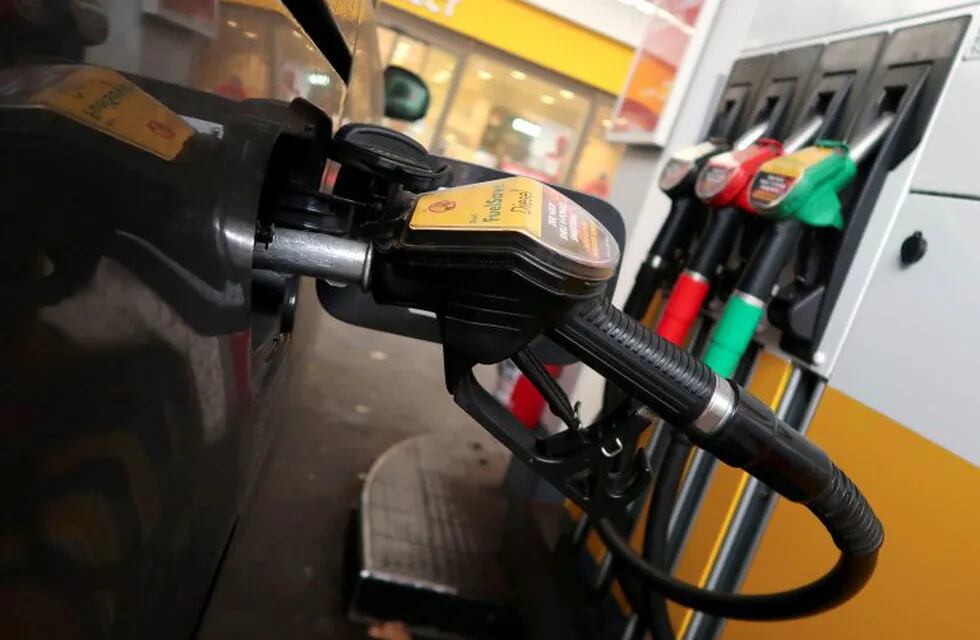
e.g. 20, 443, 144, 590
200, 302, 497, 640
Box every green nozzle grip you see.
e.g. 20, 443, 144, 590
704, 295, 765, 378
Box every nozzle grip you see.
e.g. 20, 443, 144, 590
552, 298, 716, 427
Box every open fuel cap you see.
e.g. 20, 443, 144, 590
404, 177, 620, 295
329, 122, 450, 191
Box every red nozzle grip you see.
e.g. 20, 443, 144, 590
656, 272, 710, 346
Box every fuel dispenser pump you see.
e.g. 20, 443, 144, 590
590, 131, 771, 630
655, 114, 829, 349
253, 124, 883, 625
628, 124, 885, 637
703, 116, 893, 377
594, 90, 784, 623
655, 138, 781, 344
551, 46, 861, 633
602, 54, 807, 419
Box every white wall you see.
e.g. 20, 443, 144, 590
744, 0, 977, 50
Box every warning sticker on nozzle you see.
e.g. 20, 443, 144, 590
749, 171, 797, 208
409, 176, 619, 270
695, 158, 736, 200
541, 186, 616, 267
749, 145, 835, 210
662, 141, 722, 192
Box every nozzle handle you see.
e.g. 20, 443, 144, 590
553, 298, 716, 427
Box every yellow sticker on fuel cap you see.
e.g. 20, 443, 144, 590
410, 176, 619, 272
30, 66, 194, 160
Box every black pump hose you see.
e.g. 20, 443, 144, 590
595, 516, 877, 620
611, 198, 703, 411
643, 432, 690, 638
622, 198, 702, 320
550, 298, 883, 620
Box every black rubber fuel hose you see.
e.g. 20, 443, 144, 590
643, 431, 690, 639
684, 206, 742, 280
550, 298, 883, 620
736, 217, 805, 301
623, 198, 702, 319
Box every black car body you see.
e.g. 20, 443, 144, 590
0, 1, 384, 637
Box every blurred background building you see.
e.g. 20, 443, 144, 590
373, 0, 658, 197
94, 0, 659, 197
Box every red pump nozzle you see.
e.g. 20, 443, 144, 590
695, 139, 784, 210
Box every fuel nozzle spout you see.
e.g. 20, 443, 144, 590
783, 114, 825, 153
733, 118, 770, 151
256, 170, 883, 619
253, 226, 372, 289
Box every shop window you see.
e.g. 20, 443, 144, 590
380, 32, 459, 148
189, 3, 345, 120
346, 10, 385, 123
378, 25, 397, 65
438, 55, 590, 184
570, 104, 625, 200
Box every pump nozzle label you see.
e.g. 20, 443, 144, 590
409, 176, 619, 271
749, 146, 835, 210
694, 140, 783, 205
659, 141, 722, 192
695, 154, 738, 200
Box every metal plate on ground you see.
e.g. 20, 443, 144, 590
350, 430, 519, 638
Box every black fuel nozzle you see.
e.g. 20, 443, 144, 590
622, 138, 733, 320
254, 166, 882, 612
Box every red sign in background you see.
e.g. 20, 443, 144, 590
612, 0, 707, 136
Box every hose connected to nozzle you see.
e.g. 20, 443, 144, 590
551, 298, 882, 620
254, 171, 883, 622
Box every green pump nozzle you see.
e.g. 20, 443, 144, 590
749, 112, 896, 228
748, 142, 854, 229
